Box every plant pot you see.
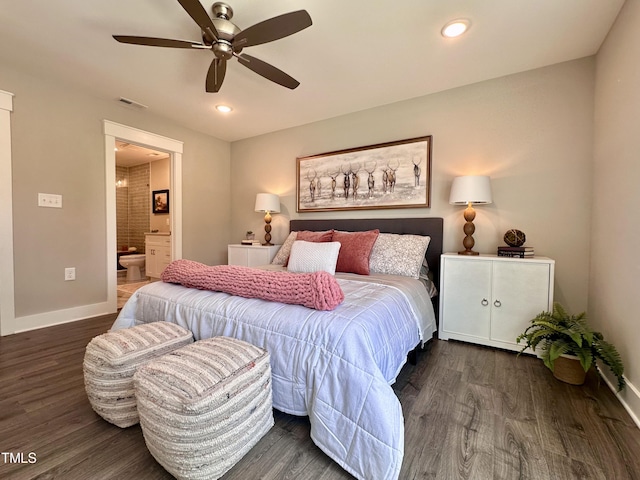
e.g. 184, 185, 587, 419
553, 354, 586, 385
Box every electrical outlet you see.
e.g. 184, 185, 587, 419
65, 267, 76, 281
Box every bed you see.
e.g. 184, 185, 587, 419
112, 217, 443, 480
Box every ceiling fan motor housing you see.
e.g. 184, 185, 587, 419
211, 14, 242, 58
202, 3, 238, 47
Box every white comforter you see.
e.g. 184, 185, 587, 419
112, 271, 436, 480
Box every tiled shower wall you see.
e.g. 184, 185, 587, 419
116, 166, 129, 250
116, 164, 150, 253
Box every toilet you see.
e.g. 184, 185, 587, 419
119, 254, 146, 282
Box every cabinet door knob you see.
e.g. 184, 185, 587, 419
481, 298, 489, 306
494, 300, 502, 307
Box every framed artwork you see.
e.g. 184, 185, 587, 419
296, 136, 432, 212
152, 189, 170, 214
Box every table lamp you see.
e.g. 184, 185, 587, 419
254, 193, 280, 245
449, 175, 492, 255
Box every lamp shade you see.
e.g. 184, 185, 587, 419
254, 193, 281, 213
449, 176, 493, 205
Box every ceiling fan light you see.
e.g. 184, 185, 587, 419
442, 19, 470, 38
215, 104, 233, 113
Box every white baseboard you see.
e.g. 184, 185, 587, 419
9, 302, 116, 335
599, 368, 640, 430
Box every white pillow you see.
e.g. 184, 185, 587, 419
369, 233, 431, 279
287, 240, 341, 275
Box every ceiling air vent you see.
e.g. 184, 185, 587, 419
118, 97, 148, 109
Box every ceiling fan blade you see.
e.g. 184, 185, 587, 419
237, 54, 300, 89
233, 10, 312, 48
176, 0, 220, 42
113, 35, 206, 49
206, 58, 227, 93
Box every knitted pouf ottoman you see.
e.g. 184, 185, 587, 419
134, 337, 274, 480
83, 321, 194, 428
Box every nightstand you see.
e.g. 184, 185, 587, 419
227, 244, 281, 267
438, 253, 555, 352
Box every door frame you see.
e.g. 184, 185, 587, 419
0, 90, 15, 336
103, 121, 183, 312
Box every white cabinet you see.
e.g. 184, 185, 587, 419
439, 253, 555, 352
146, 234, 172, 279
228, 244, 280, 267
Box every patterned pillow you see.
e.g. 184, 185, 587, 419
332, 229, 379, 275
271, 232, 297, 265
287, 240, 341, 275
369, 233, 431, 279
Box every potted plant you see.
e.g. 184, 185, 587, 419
246, 231, 255, 240
516, 302, 625, 391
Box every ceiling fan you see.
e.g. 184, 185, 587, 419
113, 0, 312, 93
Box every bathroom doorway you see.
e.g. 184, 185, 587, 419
104, 121, 183, 313
115, 141, 170, 306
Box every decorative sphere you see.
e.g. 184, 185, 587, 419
504, 229, 526, 247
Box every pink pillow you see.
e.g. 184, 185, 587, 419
284, 230, 333, 266
296, 230, 334, 242
332, 230, 380, 275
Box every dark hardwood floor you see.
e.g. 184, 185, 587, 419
1, 314, 639, 479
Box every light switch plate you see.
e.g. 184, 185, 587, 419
38, 193, 62, 208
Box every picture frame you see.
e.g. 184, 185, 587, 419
296, 136, 432, 212
152, 189, 170, 214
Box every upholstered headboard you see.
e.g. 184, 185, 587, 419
289, 217, 443, 292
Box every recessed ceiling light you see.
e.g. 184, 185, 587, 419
215, 105, 233, 113
441, 19, 470, 38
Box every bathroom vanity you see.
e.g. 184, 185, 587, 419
145, 233, 171, 279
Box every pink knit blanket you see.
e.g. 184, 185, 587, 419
161, 260, 344, 311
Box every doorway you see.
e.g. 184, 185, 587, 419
115, 141, 171, 306
104, 121, 183, 313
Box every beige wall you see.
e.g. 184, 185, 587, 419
150, 157, 170, 233
231, 58, 595, 313
1, 64, 231, 321
1, 53, 598, 342
592, 0, 640, 413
